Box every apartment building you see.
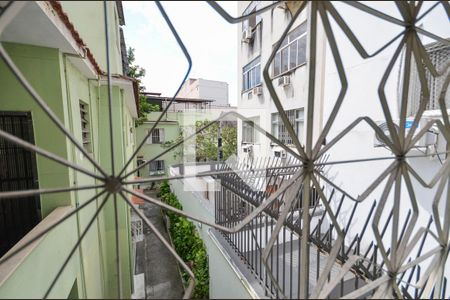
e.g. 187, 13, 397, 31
179, 78, 230, 107
0, 2, 137, 298
135, 92, 237, 179
237, 1, 326, 161
226, 1, 450, 298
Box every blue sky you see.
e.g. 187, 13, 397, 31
122, 1, 238, 105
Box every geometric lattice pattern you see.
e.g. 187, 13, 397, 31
0, 1, 449, 299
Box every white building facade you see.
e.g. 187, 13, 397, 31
236, 1, 450, 296
179, 78, 230, 107
237, 1, 326, 161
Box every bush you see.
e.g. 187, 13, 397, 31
158, 181, 209, 299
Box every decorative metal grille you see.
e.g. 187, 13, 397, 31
0, 1, 449, 299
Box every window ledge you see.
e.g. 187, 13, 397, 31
272, 62, 307, 80
241, 83, 263, 95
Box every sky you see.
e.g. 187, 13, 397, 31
122, 1, 238, 105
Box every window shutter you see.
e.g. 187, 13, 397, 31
160, 128, 165, 143
146, 129, 152, 144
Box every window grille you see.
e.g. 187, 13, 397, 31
146, 128, 165, 144
406, 40, 450, 116
79, 101, 91, 152
272, 108, 304, 144
149, 160, 165, 174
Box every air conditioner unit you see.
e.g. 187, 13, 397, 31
273, 149, 287, 159
278, 75, 290, 87
243, 145, 253, 153
373, 118, 437, 149
241, 27, 254, 43
252, 86, 263, 96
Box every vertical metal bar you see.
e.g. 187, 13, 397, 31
103, 1, 115, 176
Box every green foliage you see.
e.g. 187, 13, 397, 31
195, 120, 218, 162
158, 181, 209, 299
221, 125, 237, 160
161, 128, 184, 161
126, 47, 160, 126
195, 119, 237, 162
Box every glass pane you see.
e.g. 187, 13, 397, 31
298, 36, 307, 65
274, 52, 281, 76
291, 22, 307, 41
255, 64, 261, 85
281, 48, 289, 73
243, 73, 247, 90
289, 40, 297, 69
296, 109, 304, 120
297, 121, 304, 141
281, 35, 289, 48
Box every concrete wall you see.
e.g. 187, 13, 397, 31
237, 2, 326, 160
61, 1, 124, 75
169, 172, 259, 299
135, 119, 181, 178
178, 78, 230, 107
0, 39, 134, 300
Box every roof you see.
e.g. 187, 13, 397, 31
116, 1, 125, 25
49, 1, 103, 75
48, 1, 140, 115
145, 95, 215, 103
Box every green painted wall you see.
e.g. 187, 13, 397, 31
60, 1, 124, 75
134, 109, 225, 179
0, 41, 133, 299
170, 179, 257, 299
135, 116, 181, 178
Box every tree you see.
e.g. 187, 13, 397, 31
126, 47, 159, 126
162, 119, 237, 163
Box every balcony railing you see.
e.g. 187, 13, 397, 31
211, 157, 448, 298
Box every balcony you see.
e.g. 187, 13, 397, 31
166, 157, 440, 298
0, 206, 78, 299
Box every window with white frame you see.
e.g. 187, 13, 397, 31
242, 1, 262, 30
79, 101, 92, 152
146, 128, 165, 144
149, 160, 165, 174
242, 120, 255, 143
274, 22, 307, 76
243, 57, 261, 91
271, 108, 304, 145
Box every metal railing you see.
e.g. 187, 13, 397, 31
213, 157, 449, 298
0, 1, 449, 299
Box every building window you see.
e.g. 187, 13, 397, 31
146, 128, 165, 144
406, 40, 450, 116
242, 1, 262, 30
271, 108, 304, 145
79, 101, 91, 152
273, 22, 307, 76
149, 160, 165, 174
242, 120, 255, 143
243, 57, 261, 91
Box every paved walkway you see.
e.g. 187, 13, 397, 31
133, 190, 184, 299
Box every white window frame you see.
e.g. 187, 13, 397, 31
271, 108, 304, 145
146, 128, 165, 144
243, 57, 261, 92
149, 160, 165, 175
274, 22, 307, 77
242, 120, 255, 143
